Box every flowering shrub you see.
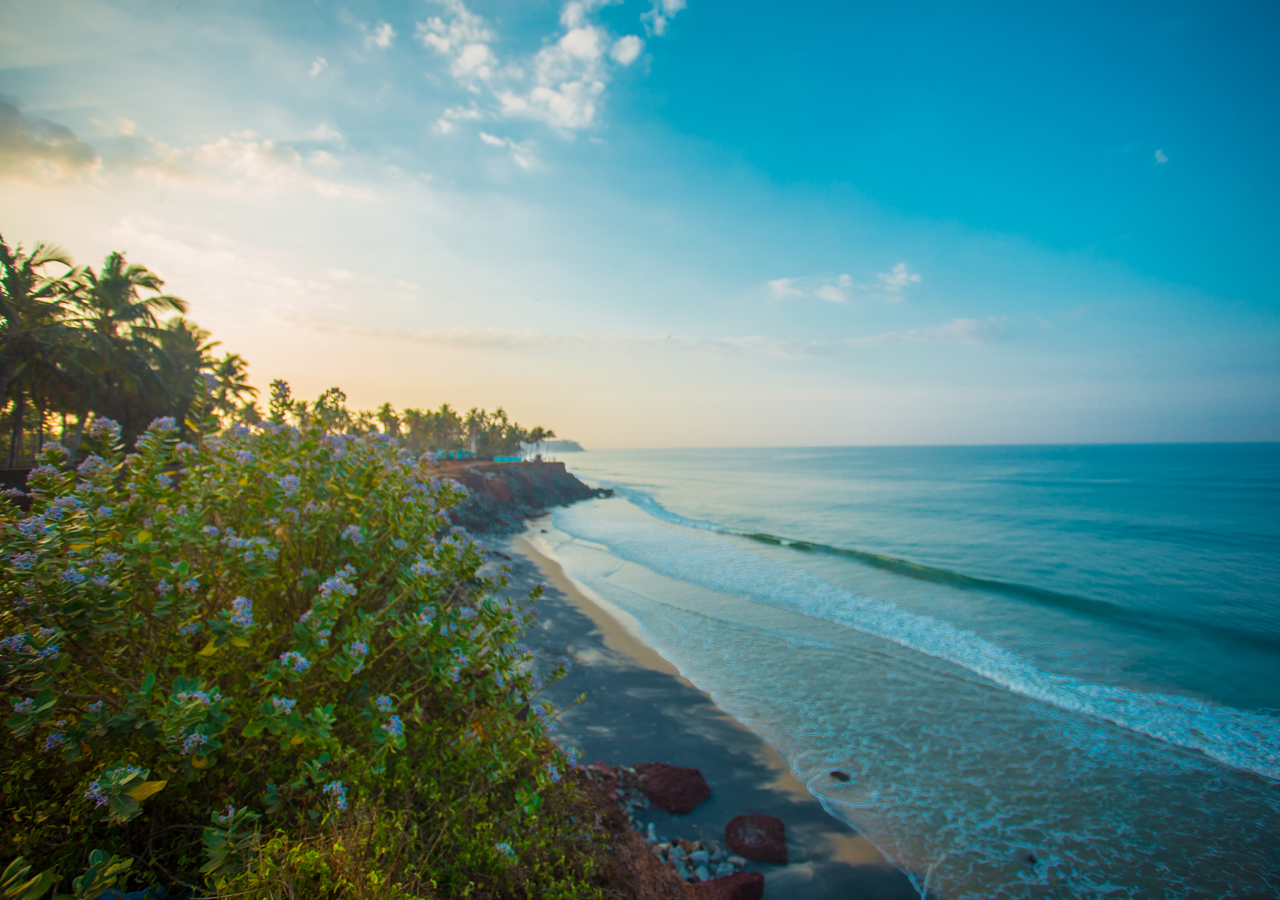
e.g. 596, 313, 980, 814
0, 386, 588, 897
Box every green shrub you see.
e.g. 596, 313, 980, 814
0, 382, 594, 897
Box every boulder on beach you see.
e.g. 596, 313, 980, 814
725, 814, 787, 865
691, 871, 765, 900
635, 762, 712, 814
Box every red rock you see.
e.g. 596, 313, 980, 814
725, 814, 787, 865
635, 762, 711, 814
691, 871, 765, 900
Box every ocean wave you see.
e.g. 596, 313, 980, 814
555, 493, 1280, 783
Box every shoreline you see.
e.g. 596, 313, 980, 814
507, 519, 920, 900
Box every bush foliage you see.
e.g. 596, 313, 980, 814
0, 382, 597, 898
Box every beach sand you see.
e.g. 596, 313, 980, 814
504, 521, 920, 900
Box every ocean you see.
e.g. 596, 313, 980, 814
531, 444, 1280, 899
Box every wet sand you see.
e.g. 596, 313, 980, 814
503, 523, 921, 900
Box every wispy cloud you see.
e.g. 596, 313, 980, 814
0, 94, 100, 182
1155, 149, 1168, 164
309, 56, 328, 77
130, 132, 370, 198
767, 264, 923, 302
366, 22, 396, 50
301, 317, 1003, 358
642, 0, 687, 36
417, 0, 672, 140
478, 132, 535, 168
876, 262, 922, 293
767, 277, 805, 299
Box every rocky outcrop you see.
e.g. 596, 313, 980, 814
725, 814, 787, 865
691, 872, 765, 900
636, 763, 712, 815
439, 461, 611, 532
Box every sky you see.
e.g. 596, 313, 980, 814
1, 0, 1278, 447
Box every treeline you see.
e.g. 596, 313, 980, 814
0, 236, 256, 463
1, 234, 555, 464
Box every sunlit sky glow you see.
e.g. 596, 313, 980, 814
2, 0, 1277, 447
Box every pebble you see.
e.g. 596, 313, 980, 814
694, 864, 711, 882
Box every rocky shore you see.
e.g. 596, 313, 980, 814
438, 460, 612, 532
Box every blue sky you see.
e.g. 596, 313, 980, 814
1, 0, 1277, 446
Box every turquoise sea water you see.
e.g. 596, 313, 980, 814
534, 445, 1280, 899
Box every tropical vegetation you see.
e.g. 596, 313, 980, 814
1, 233, 554, 466
0, 235, 603, 899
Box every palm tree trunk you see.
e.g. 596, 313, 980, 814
7, 390, 24, 467
69, 412, 87, 460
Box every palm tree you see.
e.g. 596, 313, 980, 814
376, 402, 400, 438
149, 318, 219, 438
0, 235, 81, 465
70, 252, 189, 444
209, 352, 257, 422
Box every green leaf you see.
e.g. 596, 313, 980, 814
241, 720, 266, 738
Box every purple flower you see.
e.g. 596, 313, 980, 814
280, 651, 311, 673
9, 552, 36, 571
61, 568, 86, 585
342, 524, 364, 545
348, 640, 368, 658
382, 715, 404, 739
323, 780, 348, 811
229, 596, 254, 629
84, 780, 108, 807
1, 636, 28, 654
182, 732, 208, 755
235, 450, 254, 465
278, 474, 300, 494
179, 620, 202, 636
174, 690, 217, 706
11, 697, 35, 714
155, 580, 173, 596
410, 558, 438, 578
272, 696, 297, 714
375, 695, 393, 713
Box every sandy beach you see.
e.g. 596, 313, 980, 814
504, 519, 921, 900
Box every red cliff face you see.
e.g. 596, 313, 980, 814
437, 461, 609, 532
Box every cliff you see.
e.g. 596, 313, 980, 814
439, 461, 611, 532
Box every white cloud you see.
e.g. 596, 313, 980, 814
416, 1, 494, 60
131, 133, 369, 198
642, 0, 686, 36
814, 273, 853, 302
435, 104, 485, 134
307, 124, 344, 144
1155, 149, 1168, 164
767, 277, 804, 299
323, 317, 1003, 357
417, 0, 680, 135
309, 56, 328, 77
367, 22, 396, 49
611, 35, 644, 65
477, 132, 535, 169
876, 262, 922, 293
848, 317, 1002, 346
453, 42, 498, 79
